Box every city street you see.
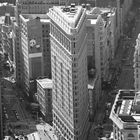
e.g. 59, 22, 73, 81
1, 79, 38, 135
88, 4, 140, 140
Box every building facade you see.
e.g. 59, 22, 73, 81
19, 14, 50, 95
109, 89, 140, 140
86, 7, 117, 89
116, 0, 133, 36
1, 13, 15, 62
14, 0, 80, 93
36, 78, 52, 123
12, 21, 22, 86
0, 3, 15, 16
134, 34, 140, 91
0, 52, 4, 140
48, 5, 90, 140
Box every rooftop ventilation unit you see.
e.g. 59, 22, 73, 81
70, 8, 76, 13
86, 3, 91, 10
71, 3, 75, 8
63, 7, 70, 12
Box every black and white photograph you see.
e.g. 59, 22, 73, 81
0, 0, 139, 140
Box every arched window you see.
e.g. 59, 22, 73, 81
128, 133, 134, 137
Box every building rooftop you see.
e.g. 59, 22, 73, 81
0, 15, 15, 26
20, 14, 50, 23
5, 123, 58, 140
109, 90, 140, 129
52, 5, 83, 28
37, 78, 52, 89
48, 5, 86, 34
36, 123, 58, 140
0, 2, 14, 7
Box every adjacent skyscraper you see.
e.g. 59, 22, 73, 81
134, 34, 140, 90
48, 5, 90, 140
110, 90, 139, 140
19, 14, 51, 95
14, 0, 80, 95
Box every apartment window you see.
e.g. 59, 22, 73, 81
73, 42, 76, 48
75, 103, 78, 107
100, 36, 103, 40
100, 42, 103, 46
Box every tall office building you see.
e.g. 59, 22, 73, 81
36, 78, 52, 123
134, 34, 140, 90
14, 0, 80, 91
48, 5, 90, 140
110, 90, 140, 140
12, 21, 22, 86
19, 14, 50, 95
1, 13, 15, 62
0, 52, 3, 140
86, 6, 117, 106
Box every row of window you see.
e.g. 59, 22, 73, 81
50, 24, 71, 52
53, 113, 73, 140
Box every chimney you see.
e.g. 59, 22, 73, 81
81, 3, 86, 8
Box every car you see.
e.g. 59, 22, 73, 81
5, 113, 9, 120
19, 97, 24, 102
106, 102, 111, 109
105, 110, 109, 116
16, 115, 20, 120
13, 110, 20, 120
3, 106, 6, 112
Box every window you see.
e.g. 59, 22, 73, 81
73, 42, 75, 48
100, 36, 103, 40
74, 114, 78, 118
128, 133, 134, 137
